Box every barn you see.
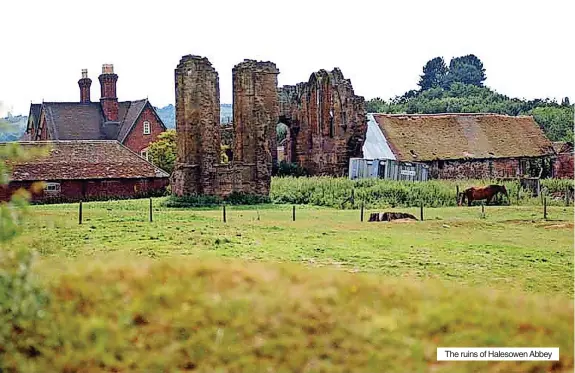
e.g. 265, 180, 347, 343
0, 140, 170, 204
365, 113, 556, 179
552, 141, 574, 179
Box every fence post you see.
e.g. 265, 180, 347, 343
79, 200, 83, 225
420, 201, 424, 221
292, 205, 296, 221
456, 185, 460, 205
481, 202, 485, 219
565, 188, 570, 207
223, 204, 227, 223
149, 197, 153, 222
544, 196, 547, 220
360, 202, 364, 222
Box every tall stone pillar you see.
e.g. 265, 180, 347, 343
232, 60, 279, 195
171, 55, 221, 196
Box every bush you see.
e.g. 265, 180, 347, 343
274, 161, 309, 177
270, 177, 573, 209
163, 192, 271, 208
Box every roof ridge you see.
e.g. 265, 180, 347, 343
371, 112, 531, 118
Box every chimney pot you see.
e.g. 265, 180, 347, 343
102, 64, 114, 74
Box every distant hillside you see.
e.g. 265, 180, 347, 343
155, 104, 233, 128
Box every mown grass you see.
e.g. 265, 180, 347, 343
3, 258, 570, 373
19, 199, 574, 296
4, 198, 573, 372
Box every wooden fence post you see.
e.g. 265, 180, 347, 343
420, 201, 424, 221
456, 185, 460, 205
149, 197, 153, 222
79, 201, 83, 225
292, 205, 296, 221
481, 202, 485, 219
223, 204, 227, 223
360, 202, 364, 222
544, 196, 548, 220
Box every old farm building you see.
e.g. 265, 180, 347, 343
363, 113, 556, 179
24, 64, 167, 159
0, 141, 169, 203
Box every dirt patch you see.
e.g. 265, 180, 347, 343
543, 223, 574, 230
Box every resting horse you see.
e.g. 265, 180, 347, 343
459, 185, 508, 206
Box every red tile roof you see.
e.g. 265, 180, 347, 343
4, 140, 169, 181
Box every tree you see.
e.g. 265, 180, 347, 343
443, 54, 487, 88
561, 97, 571, 107
418, 57, 448, 91
147, 129, 177, 174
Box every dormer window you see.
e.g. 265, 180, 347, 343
143, 121, 151, 135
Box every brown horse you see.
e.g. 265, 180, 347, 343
459, 185, 508, 206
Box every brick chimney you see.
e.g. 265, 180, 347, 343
78, 69, 92, 103
98, 64, 119, 121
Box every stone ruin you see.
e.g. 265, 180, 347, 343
171, 55, 367, 198
278, 69, 367, 176
171, 55, 279, 198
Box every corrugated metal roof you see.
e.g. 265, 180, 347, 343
362, 113, 396, 160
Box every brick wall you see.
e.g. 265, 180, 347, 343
123, 105, 165, 154
0, 178, 169, 204
425, 157, 553, 179
554, 153, 574, 179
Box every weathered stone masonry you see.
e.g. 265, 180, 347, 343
278, 68, 367, 176
171, 55, 279, 198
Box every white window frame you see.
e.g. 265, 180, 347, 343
140, 148, 149, 161
143, 120, 151, 135
44, 182, 61, 193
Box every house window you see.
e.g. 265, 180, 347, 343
143, 121, 151, 135
44, 182, 61, 193
141, 148, 149, 161
438, 160, 445, 170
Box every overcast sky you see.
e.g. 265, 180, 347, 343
1, 0, 573, 116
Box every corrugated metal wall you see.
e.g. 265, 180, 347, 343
349, 158, 429, 182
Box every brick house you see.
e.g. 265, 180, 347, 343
552, 141, 574, 179
0, 141, 170, 203
366, 113, 556, 179
25, 64, 166, 159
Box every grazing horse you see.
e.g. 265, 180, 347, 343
459, 185, 508, 206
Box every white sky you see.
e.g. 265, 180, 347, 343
1, 0, 573, 117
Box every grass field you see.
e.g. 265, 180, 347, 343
21, 198, 574, 296
3, 198, 574, 372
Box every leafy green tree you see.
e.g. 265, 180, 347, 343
443, 54, 487, 88
530, 106, 574, 142
418, 57, 448, 91
0, 111, 52, 370
148, 129, 177, 174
